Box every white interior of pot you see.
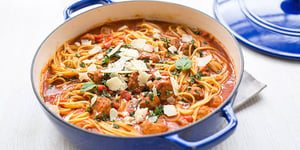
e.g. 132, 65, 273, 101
33, 1, 242, 104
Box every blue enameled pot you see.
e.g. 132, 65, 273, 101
31, 1, 244, 149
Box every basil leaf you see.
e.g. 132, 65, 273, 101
80, 82, 97, 93
175, 56, 192, 71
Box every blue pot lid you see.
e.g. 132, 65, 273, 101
214, 0, 300, 60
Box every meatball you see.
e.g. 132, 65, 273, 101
92, 97, 112, 119
138, 52, 160, 63
128, 71, 145, 94
188, 86, 204, 100
140, 119, 168, 135
139, 94, 160, 110
155, 79, 174, 101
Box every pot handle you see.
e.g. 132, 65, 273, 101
164, 104, 237, 149
64, 0, 113, 20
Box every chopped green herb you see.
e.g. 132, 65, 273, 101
171, 71, 180, 76
101, 114, 110, 121
105, 46, 113, 54
195, 90, 201, 95
194, 31, 200, 35
123, 44, 131, 48
80, 62, 86, 68
75, 52, 80, 57
158, 60, 164, 64
190, 40, 197, 49
203, 41, 207, 45
161, 38, 170, 48
146, 100, 150, 105
110, 101, 114, 108
175, 56, 192, 71
151, 76, 155, 81
102, 89, 111, 98
217, 70, 222, 74
102, 55, 110, 67
165, 90, 170, 96
149, 92, 154, 101
129, 111, 135, 117
194, 71, 202, 80
68, 95, 72, 98
199, 50, 204, 57
149, 105, 164, 117
156, 91, 161, 97
80, 82, 97, 93
187, 86, 192, 91
112, 123, 119, 128
86, 107, 92, 112
143, 58, 149, 62
65, 65, 71, 68
156, 77, 161, 80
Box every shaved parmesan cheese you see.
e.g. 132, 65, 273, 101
168, 46, 177, 54
125, 59, 148, 71
143, 44, 154, 52
110, 108, 118, 121
148, 116, 158, 123
196, 55, 212, 67
91, 94, 97, 106
81, 39, 92, 45
78, 72, 90, 81
134, 108, 148, 123
107, 42, 123, 57
88, 46, 101, 55
131, 39, 153, 52
119, 48, 140, 59
131, 39, 146, 49
118, 25, 128, 31
106, 77, 127, 91
182, 34, 193, 43
170, 77, 179, 95
163, 105, 177, 117
74, 42, 81, 47
102, 56, 130, 73
83, 59, 96, 64
138, 71, 151, 86
87, 64, 97, 73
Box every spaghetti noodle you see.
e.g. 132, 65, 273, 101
41, 19, 235, 136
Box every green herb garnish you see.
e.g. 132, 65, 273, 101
175, 56, 192, 71
149, 92, 154, 101
112, 123, 119, 128
75, 52, 80, 57
80, 62, 86, 68
86, 107, 92, 112
123, 44, 131, 48
80, 82, 97, 93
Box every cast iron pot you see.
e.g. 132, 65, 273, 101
31, 1, 244, 149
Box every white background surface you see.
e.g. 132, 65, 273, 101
1, 0, 300, 149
